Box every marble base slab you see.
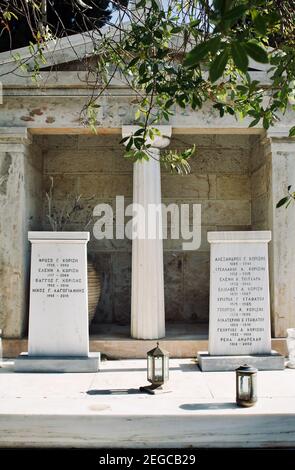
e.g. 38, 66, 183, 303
197, 350, 285, 371
14, 352, 100, 373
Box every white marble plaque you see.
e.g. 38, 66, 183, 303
208, 231, 272, 356
28, 232, 89, 357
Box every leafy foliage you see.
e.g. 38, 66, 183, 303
276, 186, 295, 209
1, 1, 295, 171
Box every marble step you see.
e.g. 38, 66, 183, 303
2, 337, 287, 359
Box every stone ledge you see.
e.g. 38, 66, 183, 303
197, 350, 285, 371
14, 352, 100, 373
2, 337, 288, 359
0, 359, 294, 448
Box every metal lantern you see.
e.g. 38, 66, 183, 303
140, 342, 170, 394
236, 364, 257, 407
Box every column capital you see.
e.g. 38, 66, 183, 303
0, 127, 32, 145
122, 125, 172, 149
266, 127, 295, 142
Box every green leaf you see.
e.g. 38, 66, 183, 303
139, 63, 146, 75
145, 83, 153, 94
231, 42, 248, 72
249, 117, 260, 127
222, 5, 248, 22
126, 137, 134, 152
253, 14, 267, 35
276, 196, 289, 208
289, 126, 295, 137
263, 115, 270, 129
128, 57, 140, 68
209, 49, 229, 82
213, 0, 231, 14
133, 128, 145, 136
244, 41, 268, 64
184, 37, 221, 67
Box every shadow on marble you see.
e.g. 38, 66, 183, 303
178, 362, 201, 372
87, 388, 141, 395
180, 402, 237, 410
100, 366, 184, 373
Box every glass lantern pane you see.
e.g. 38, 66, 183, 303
154, 357, 163, 383
238, 375, 251, 400
164, 356, 169, 381
147, 356, 153, 382
251, 374, 257, 401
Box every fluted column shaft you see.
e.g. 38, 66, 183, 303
122, 126, 171, 339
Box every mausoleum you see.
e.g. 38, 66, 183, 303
0, 31, 294, 358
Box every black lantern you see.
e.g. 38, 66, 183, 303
140, 342, 170, 394
236, 364, 257, 407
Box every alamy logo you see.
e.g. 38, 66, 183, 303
93, 196, 201, 251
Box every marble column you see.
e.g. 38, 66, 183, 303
267, 130, 295, 337
122, 126, 171, 339
0, 127, 43, 338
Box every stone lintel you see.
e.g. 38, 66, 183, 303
267, 128, 295, 140
0, 127, 32, 144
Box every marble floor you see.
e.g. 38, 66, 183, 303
0, 358, 294, 448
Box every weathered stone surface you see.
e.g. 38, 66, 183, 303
113, 284, 131, 325
112, 252, 132, 288
112, 151, 133, 174
217, 225, 251, 232
162, 174, 216, 199
190, 148, 249, 174
41, 135, 78, 149
45, 149, 114, 174
0, 137, 43, 338
169, 134, 216, 149
43, 174, 79, 197
216, 175, 251, 200
252, 193, 269, 225
202, 200, 251, 225
250, 136, 268, 173
78, 135, 123, 149
164, 253, 183, 322
0, 153, 12, 195
92, 254, 113, 324
79, 174, 133, 197
183, 252, 210, 322
251, 164, 268, 200
269, 140, 295, 337
88, 231, 132, 252
214, 134, 251, 148
163, 225, 214, 252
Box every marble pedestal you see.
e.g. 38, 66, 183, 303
198, 231, 284, 371
14, 352, 100, 373
14, 232, 100, 373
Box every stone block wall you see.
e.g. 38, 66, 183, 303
250, 135, 272, 230
38, 133, 252, 327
